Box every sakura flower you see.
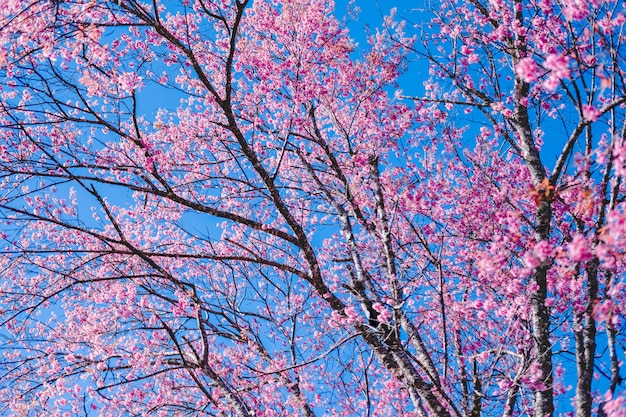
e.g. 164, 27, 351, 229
117, 71, 144, 94
562, 0, 589, 21
533, 240, 553, 262
593, 299, 615, 323
343, 305, 360, 323
544, 54, 570, 77
567, 234, 594, 262
582, 104, 602, 122
516, 57, 540, 83
523, 250, 541, 268
602, 393, 625, 417
543, 54, 570, 90
372, 302, 392, 323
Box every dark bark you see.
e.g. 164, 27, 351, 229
513, 94, 555, 417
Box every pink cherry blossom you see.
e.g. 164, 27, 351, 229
516, 57, 541, 83
562, 0, 589, 21
568, 234, 594, 262
542, 54, 571, 90
0, 1, 625, 416
533, 240, 553, 262
602, 393, 626, 417
582, 104, 602, 122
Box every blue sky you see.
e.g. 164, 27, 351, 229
2, 1, 623, 415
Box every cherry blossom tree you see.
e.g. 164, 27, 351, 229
0, 0, 624, 416
400, 0, 626, 415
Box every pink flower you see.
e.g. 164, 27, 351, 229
533, 240, 553, 262
516, 57, 540, 83
544, 54, 570, 79
562, 0, 589, 21
542, 54, 570, 90
602, 393, 625, 417
372, 302, 392, 323
328, 310, 344, 328
567, 234, 594, 262
523, 250, 540, 268
593, 299, 614, 323
117, 71, 144, 94
343, 305, 360, 323
594, 243, 615, 268
582, 104, 602, 122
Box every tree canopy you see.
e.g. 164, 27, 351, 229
0, 0, 625, 416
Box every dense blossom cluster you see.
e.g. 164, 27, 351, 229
0, 0, 624, 416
